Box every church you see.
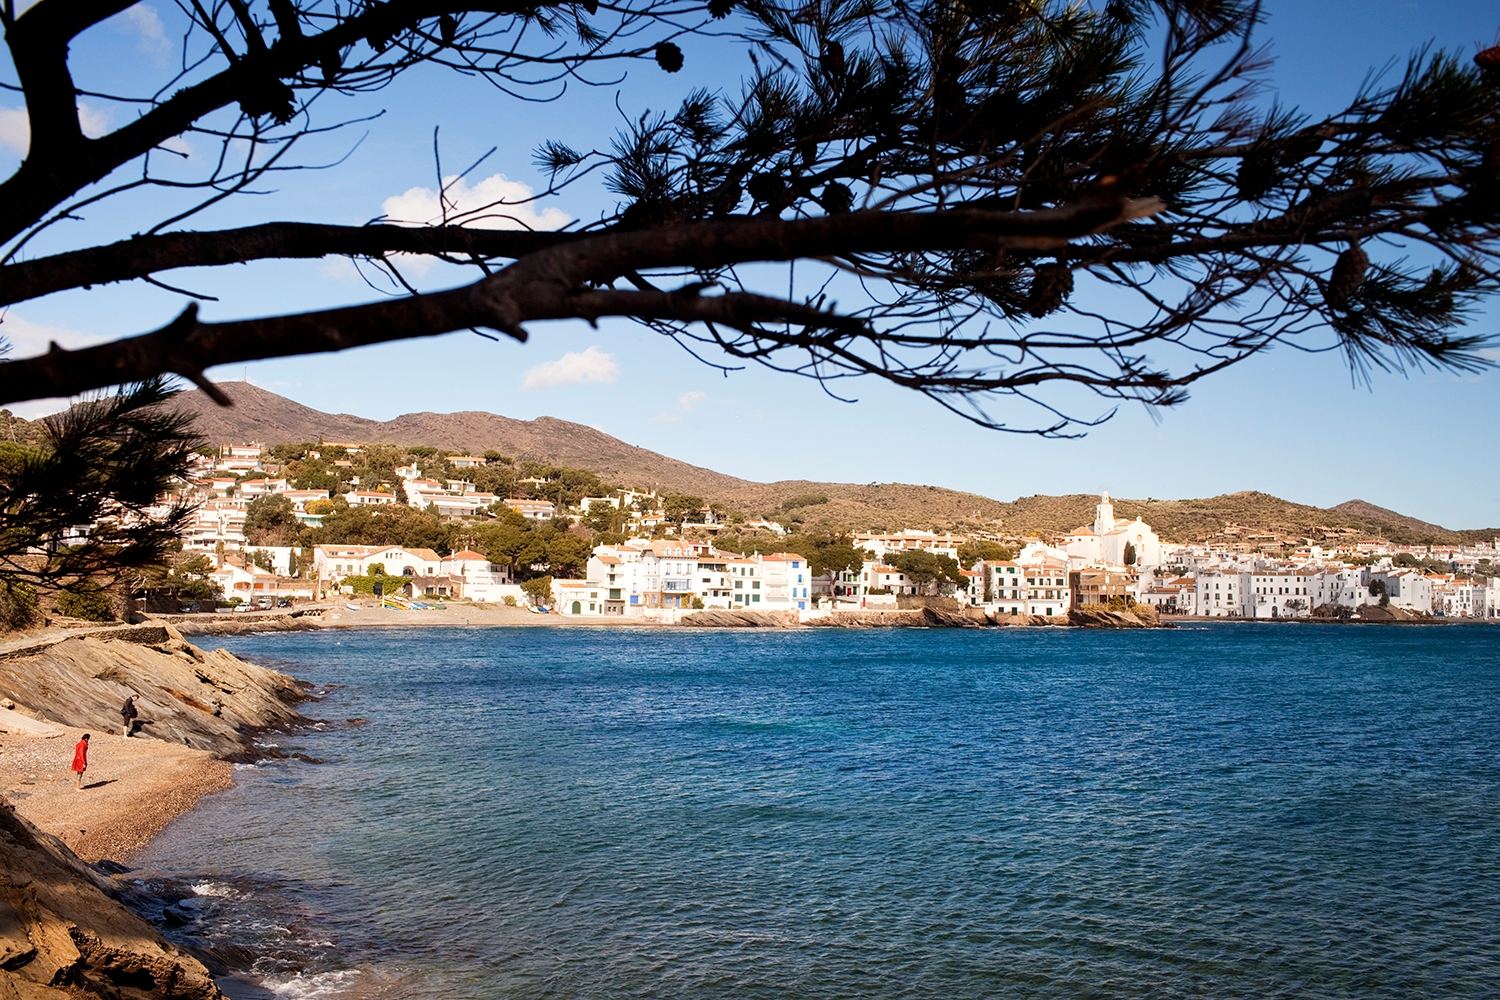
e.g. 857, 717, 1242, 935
1062, 493, 1162, 568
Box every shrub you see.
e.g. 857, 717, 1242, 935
502, 595, 517, 607
56, 583, 115, 622
346, 573, 406, 596
0, 582, 39, 631
691, 597, 705, 609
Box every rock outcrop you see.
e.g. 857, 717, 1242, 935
0, 800, 221, 1000
1067, 604, 1162, 628
680, 610, 802, 628
0, 625, 306, 758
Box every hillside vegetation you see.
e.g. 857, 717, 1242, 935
26, 385, 1494, 546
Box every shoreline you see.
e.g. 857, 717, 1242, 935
0, 717, 233, 864
156, 601, 1498, 635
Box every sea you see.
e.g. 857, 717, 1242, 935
129, 623, 1500, 1000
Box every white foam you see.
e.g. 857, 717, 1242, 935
189, 880, 239, 898
258, 969, 363, 1000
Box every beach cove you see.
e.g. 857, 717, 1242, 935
113, 621, 1500, 999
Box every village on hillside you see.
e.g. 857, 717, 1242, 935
118, 441, 1500, 622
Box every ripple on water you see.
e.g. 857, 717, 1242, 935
133, 624, 1500, 999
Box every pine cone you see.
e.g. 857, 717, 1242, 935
746, 172, 785, 205
1325, 245, 1369, 308
1027, 264, 1074, 317
818, 182, 853, 214
654, 42, 684, 73
1236, 148, 1278, 201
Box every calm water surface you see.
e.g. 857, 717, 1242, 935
132, 623, 1500, 999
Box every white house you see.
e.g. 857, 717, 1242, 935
853, 529, 961, 561
312, 544, 443, 582
1311, 567, 1370, 612
208, 556, 280, 602
1434, 579, 1484, 617
505, 499, 556, 520
1195, 567, 1248, 616
695, 551, 735, 607
1368, 568, 1433, 613
439, 550, 515, 601
979, 560, 1026, 617
555, 579, 605, 616
1017, 549, 1071, 618
1247, 569, 1318, 618
345, 491, 400, 507
245, 545, 300, 576
240, 477, 289, 498
181, 500, 248, 551
756, 552, 812, 610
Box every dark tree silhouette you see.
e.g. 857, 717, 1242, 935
0, 380, 199, 596
0, 0, 1497, 433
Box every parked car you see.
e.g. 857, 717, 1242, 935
231, 602, 252, 613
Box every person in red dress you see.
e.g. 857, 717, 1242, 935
72, 734, 89, 790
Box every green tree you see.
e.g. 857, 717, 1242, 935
808, 544, 870, 578
1124, 542, 1137, 566
957, 540, 1015, 566
662, 494, 706, 524
546, 532, 595, 579
520, 576, 555, 608
0, 381, 198, 603
892, 550, 962, 594
245, 494, 301, 545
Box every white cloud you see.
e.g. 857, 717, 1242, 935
0, 103, 108, 156
0, 313, 111, 418
158, 135, 193, 158
651, 413, 682, 426
0, 312, 106, 357
0, 107, 28, 156
118, 4, 171, 60
677, 390, 707, 412
382, 173, 571, 232
76, 102, 109, 139
520, 346, 619, 390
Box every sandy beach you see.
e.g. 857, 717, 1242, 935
0, 717, 232, 863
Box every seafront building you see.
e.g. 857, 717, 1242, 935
107, 455, 1500, 618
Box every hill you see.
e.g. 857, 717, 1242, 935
50, 383, 1499, 544
173, 383, 1011, 531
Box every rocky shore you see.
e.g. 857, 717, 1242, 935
0, 624, 310, 999
0, 624, 307, 758
0, 801, 221, 1000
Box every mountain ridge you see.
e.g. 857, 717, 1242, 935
172, 383, 1498, 545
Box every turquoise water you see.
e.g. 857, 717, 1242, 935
133, 624, 1500, 999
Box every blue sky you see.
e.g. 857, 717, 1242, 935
3, 0, 1498, 528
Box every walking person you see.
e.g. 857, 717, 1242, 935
120, 694, 139, 738
72, 733, 89, 790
